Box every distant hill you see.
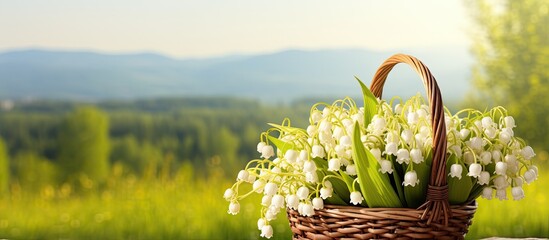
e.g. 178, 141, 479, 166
0, 47, 472, 103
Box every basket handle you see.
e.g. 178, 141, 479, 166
369, 54, 450, 225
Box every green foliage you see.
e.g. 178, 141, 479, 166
0, 166, 292, 239
466, 0, 549, 151
352, 124, 402, 208
58, 107, 110, 183
0, 138, 9, 193
12, 152, 57, 191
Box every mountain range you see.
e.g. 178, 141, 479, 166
0, 47, 473, 103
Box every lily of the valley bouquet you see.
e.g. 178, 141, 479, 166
224, 60, 538, 239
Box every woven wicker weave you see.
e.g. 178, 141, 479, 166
287, 54, 477, 239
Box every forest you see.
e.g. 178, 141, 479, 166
0, 97, 315, 185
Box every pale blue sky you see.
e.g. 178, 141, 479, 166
0, 0, 471, 58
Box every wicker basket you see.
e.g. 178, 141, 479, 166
287, 54, 477, 239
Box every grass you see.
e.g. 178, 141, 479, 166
0, 165, 547, 239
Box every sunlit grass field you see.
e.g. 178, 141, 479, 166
0, 164, 547, 239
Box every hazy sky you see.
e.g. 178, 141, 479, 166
0, 0, 471, 58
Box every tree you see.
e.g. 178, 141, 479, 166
466, 0, 549, 150
58, 107, 110, 183
13, 152, 57, 191
0, 138, 9, 193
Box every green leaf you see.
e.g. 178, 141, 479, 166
404, 161, 431, 208
311, 157, 328, 169
267, 123, 307, 135
390, 157, 407, 206
351, 123, 402, 207
446, 155, 473, 205
324, 192, 348, 205
339, 171, 363, 206
312, 158, 351, 203
267, 135, 295, 155
355, 77, 378, 127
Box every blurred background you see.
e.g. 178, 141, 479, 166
0, 0, 547, 239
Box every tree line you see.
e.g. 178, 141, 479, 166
0, 98, 311, 192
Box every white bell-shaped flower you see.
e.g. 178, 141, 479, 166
396, 149, 410, 164
372, 115, 387, 133
524, 169, 537, 184
407, 112, 419, 125
403, 170, 420, 187
271, 194, 285, 209
297, 150, 308, 163
311, 111, 322, 123
467, 163, 482, 178
449, 164, 463, 179
257, 218, 266, 230
481, 116, 494, 129
484, 127, 497, 139
346, 164, 357, 176
305, 171, 318, 183
284, 149, 298, 163
482, 187, 493, 200
339, 135, 352, 147
385, 131, 399, 143
286, 194, 299, 210
311, 145, 326, 158
303, 160, 316, 173
237, 170, 249, 181
257, 142, 267, 153
521, 146, 536, 160
350, 191, 364, 205
379, 160, 393, 174
297, 186, 309, 200
514, 177, 524, 187
493, 175, 509, 189
401, 129, 414, 144
319, 119, 332, 132
261, 145, 275, 159
306, 125, 317, 136
467, 137, 483, 151
499, 129, 512, 144
264, 182, 278, 196
410, 149, 424, 164
320, 187, 333, 199
417, 108, 428, 119
495, 162, 507, 175
332, 126, 344, 140
228, 201, 240, 215
312, 197, 324, 210
223, 188, 234, 200
385, 142, 398, 156
492, 149, 502, 162
261, 195, 272, 207
261, 224, 274, 239
247, 174, 256, 183
511, 186, 525, 200
478, 171, 490, 185
450, 145, 462, 158
496, 189, 508, 200
463, 151, 474, 165
504, 116, 516, 128
265, 207, 277, 221
459, 129, 470, 140
300, 202, 314, 217
479, 151, 492, 165
253, 179, 265, 193
394, 103, 403, 113
370, 148, 382, 162
328, 158, 341, 171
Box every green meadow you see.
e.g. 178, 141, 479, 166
0, 162, 547, 239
